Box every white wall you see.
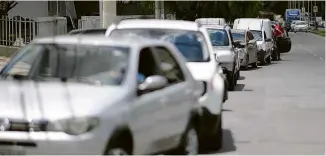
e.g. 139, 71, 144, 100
8, 1, 48, 18
102, 0, 117, 28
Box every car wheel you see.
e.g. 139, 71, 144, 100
179, 125, 199, 155
227, 71, 235, 91
259, 55, 266, 65
266, 55, 272, 64
200, 115, 223, 151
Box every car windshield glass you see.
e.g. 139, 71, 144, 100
2, 44, 130, 85
207, 28, 230, 46
296, 22, 306, 25
231, 32, 245, 42
110, 29, 209, 62
250, 30, 262, 41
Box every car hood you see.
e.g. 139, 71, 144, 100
0, 80, 126, 120
186, 62, 216, 81
295, 25, 308, 28
212, 46, 234, 62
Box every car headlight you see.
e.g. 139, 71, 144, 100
47, 117, 100, 135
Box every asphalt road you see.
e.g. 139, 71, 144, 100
214, 32, 325, 155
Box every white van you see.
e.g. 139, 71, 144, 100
233, 18, 273, 65
195, 18, 226, 26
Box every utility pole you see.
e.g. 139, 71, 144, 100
155, 0, 160, 19
99, 0, 103, 28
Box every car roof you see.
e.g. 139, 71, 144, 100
69, 28, 107, 35
231, 29, 246, 33
202, 25, 226, 30
116, 19, 200, 31
32, 35, 165, 48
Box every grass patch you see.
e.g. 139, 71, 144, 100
311, 29, 326, 37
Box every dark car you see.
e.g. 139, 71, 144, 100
68, 28, 107, 35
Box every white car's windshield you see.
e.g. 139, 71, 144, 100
207, 28, 230, 46
109, 28, 209, 62
296, 22, 306, 25
1, 44, 130, 85
250, 30, 263, 41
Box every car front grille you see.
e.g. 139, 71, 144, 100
0, 118, 48, 132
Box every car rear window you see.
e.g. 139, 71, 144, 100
109, 28, 210, 62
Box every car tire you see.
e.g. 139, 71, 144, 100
178, 125, 199, 155
227, 72, 235, 91
200, 115, 223, 151
259, 55, 266, 65
266, 55, 272, 64
244, 55, 249, 70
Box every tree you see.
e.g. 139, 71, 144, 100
0, 0, 18, 16
140, 1, 262, 22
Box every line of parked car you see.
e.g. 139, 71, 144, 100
0, 17, 292, 155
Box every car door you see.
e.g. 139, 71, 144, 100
130, 47, 170, 154
151, 45, 194, 150
246, 31, 255, 63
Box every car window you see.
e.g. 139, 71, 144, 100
231, 32, 245, 43
247, 32, 254, 40
153, 46, 185, 85
109, 29, 210, 62
207, 28, 230, 46
2, 44, 42, 76
137, 47, 161, 85
4, 44, 130, 85
250, 30, 262, 41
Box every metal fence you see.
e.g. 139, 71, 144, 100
0, 16, 67, 47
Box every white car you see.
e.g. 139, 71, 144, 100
203, 25, 241, 91
293, 21, 309, 32
290, 20, 300, 31
105, 19, 226, 151
0, 35, 203, 155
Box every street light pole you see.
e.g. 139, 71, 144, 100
155, 0, 160, 19
99, 0, 103, 28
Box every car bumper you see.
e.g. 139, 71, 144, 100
294, 28, 308, 31
257, 49, 266, 58
0, 131, 105, 154
239, 56, 248, 66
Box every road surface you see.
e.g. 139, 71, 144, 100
214, 32, 325, 155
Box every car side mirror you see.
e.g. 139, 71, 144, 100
138, 75, 168, 93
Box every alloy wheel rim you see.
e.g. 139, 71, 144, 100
185, 129, 198, 155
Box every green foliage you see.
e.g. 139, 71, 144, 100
139, 1, 262, 21
0, 0, 18, 16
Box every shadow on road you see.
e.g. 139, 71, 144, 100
238, 76, 245, 80
202, 129, 237, 154
244, 66, 262, 71
233, 84, 253, 92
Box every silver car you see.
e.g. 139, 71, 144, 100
0, 35, 202, 155
231, 29, 259, 69
105, 19, 226, 151
204, 25, 241, 91
293, 21, 309, 33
